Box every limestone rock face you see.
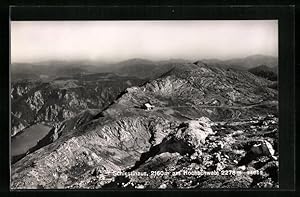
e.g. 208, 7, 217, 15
11, 74, 146, 136
11, 114, 28, 136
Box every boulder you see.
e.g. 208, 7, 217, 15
159, 118, 214, 155
251, 140, 275, 156
174, 118, 214, 148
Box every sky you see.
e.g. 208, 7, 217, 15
11, 20, 278, 63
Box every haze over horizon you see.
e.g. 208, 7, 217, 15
11, 20, 278, 64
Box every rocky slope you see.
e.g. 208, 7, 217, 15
11, 62, 278, 189
249, 65, 278, 81
11, 73, 146, 136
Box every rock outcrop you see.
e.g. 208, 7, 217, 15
11, 73, 146, 136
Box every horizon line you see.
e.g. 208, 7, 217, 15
11, 54, 278, 65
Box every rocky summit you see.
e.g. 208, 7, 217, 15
11, 61, 278, 189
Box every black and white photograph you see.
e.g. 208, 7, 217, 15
10, 20, 279, 189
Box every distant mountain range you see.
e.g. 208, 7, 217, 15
201, 55, 278, 70
11, 55, 277, 81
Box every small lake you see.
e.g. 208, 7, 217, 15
11, 124, 52, 158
